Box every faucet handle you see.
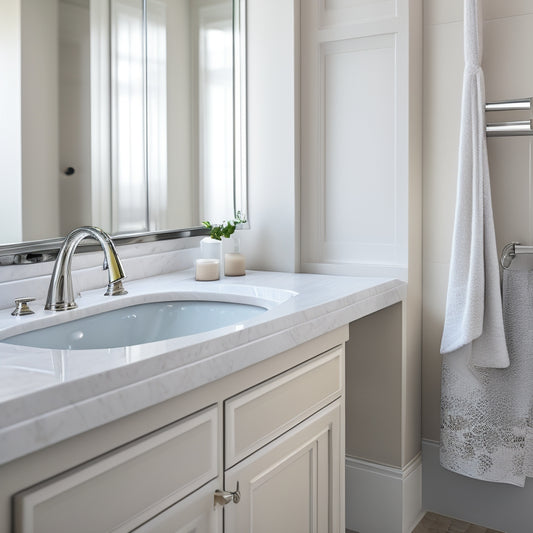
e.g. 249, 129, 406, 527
12, 297, 36, 316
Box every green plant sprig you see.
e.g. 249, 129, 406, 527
202, 212, 247, 241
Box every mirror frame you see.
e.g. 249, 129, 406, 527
0, 0, 247, 266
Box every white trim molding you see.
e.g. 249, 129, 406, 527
345, 453, 423, 533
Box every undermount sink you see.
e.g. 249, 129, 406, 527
1, 300, 267, 350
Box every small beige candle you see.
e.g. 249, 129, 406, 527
224, 252, 246, 276
195, 258, 220, 281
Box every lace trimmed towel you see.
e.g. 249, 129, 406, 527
441, 268, 533, 486
439, 0, 523, 486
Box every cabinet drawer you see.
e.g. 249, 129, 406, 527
132, 479, 222, 533
225, 346, 343, 467
14, 406, 218, 533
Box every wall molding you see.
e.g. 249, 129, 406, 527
345, 453, 423, 533
318, 0, 397, 29
302, 261, 408, 281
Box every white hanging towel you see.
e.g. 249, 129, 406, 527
441, 267, 533, 486
440, 0, 509, 369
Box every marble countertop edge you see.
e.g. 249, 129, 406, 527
0, 271, 406, 465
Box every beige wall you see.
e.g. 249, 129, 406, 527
21, 0, 60, 241
346, 304, 403, 467
422, 0, 533, 442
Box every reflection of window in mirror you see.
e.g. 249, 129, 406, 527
109, 0, 234, 234
111, 0, 148, 234
196, 1, 234, 224
0, 0, 241, 246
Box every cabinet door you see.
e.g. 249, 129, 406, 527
133, 479, 222, 533
224, 401, 343, 533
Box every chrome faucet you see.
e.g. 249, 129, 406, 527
45, 226, 127, 311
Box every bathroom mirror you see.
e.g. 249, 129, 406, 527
0, 0, 246, 258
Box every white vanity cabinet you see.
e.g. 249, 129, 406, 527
6, 328, 346, 533
223, 346, 344, 533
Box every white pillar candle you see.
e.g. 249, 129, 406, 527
224, 252, 246, 276
195, 258, 220, 281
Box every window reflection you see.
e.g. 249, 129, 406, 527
197, 1, 234, 223
111, 0, 147, 233
2, 0, 241, 246
110, 0, 233, 234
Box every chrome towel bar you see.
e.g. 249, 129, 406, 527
500, 242, 533, 269
485, 98, 531, 112
485, 98, 533, 137
486, 120, 533, 137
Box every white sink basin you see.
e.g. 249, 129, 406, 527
1, 300, 267, 350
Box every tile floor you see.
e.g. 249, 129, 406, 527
346, 512, 505, 533
412, 512, 504, 533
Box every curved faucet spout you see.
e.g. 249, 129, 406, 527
45, 226, 127, 311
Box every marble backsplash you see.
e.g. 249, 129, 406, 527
0, 236, 203, 311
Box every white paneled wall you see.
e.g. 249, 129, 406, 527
300, 0, 419, 280
323, 35, 397, 261
299, 2, 423, 531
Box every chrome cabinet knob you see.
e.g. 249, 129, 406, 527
214, 482, 240, 506
12, 297, 36, 316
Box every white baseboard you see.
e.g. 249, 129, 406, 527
422, 439, 533, 533
345, 454, 423, 533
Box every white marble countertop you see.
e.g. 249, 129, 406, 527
0, 269, 406, 465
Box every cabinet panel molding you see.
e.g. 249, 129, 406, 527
301, 0, 415, 278
319, 0, 397, 28
224, 401, 343, 533
321, 34, 399, 257
225, 346, 343, 467
303, 32, 404, 266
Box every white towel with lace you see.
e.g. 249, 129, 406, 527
441, 268, 533, 486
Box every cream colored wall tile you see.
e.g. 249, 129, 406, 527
422, 21, 463, 264
485, 0, 533, 20
426, 0, 533, 26
421, 261, 449, 442
423, 0, 463, 26
488, 137, 532, 250
484, 14, 533, 100
421, 0, 533, 27
483, 13, 533, 250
